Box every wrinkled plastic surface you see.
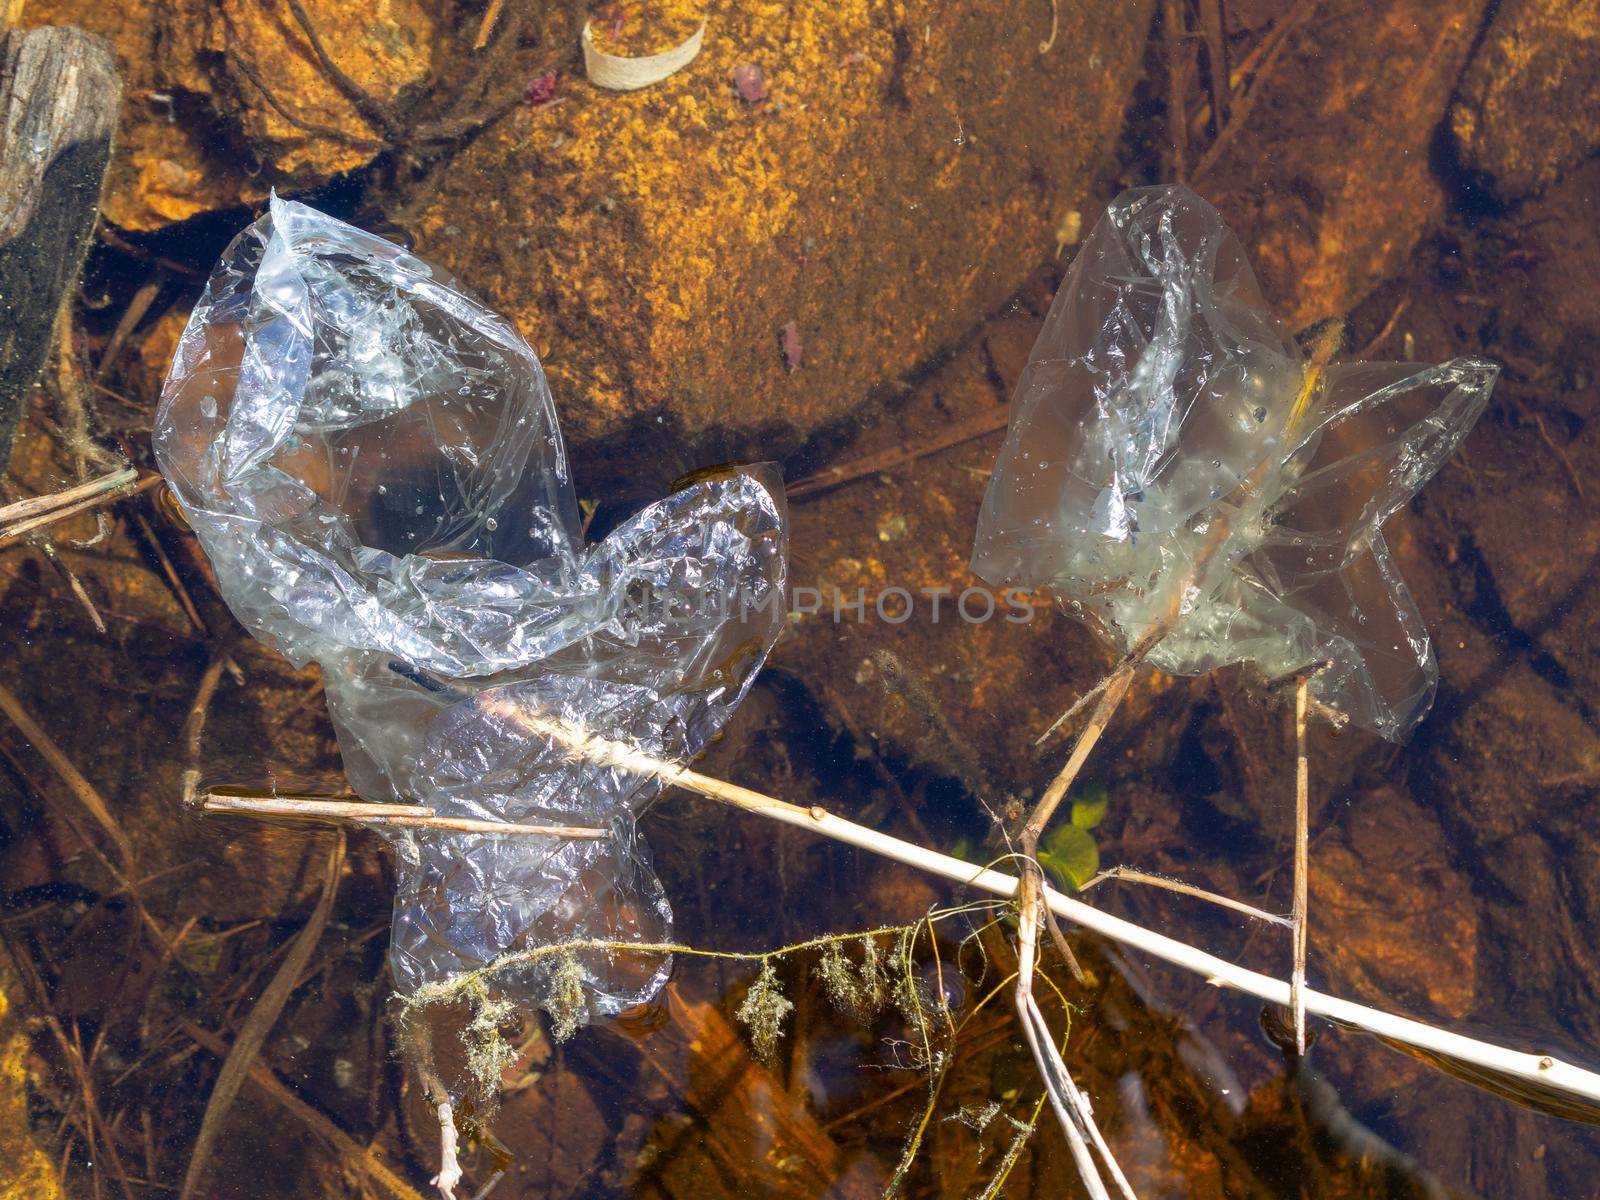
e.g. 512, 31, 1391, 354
973, 185, 1496, 740
153, 197, 788, 1018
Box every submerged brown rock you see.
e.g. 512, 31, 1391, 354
1203, 0, 1489, 326
1452, 0, 1600, 202
0, 962, 62, 1200
408, 0, 1153, 473
18, 0, 437, 229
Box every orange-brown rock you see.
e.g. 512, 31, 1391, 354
208, 0, 437, 182
1310, 787, 1477, 1024
408, 0, 1153, 472
1452, 0, 1600, 201
629, 984, 875, 1198
19, 0, 436, 230
1203, 0, 1490, 327
0, 961, 62, 1200
21, 0, 249, 228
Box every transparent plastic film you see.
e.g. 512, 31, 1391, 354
972, 185, 1496, 740
153, 197, 789, 1020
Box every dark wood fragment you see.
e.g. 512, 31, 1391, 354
0, 25, 119, 469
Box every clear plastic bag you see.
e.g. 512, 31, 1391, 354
972, 185, 1496, 740
153, 197, 789, 1019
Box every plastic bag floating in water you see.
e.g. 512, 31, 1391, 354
153, 196, 788, 1021
972, 185, 1496, 740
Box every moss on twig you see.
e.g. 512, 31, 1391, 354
735, 961, 793, 1066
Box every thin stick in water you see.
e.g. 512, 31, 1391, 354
1292, 673, 1310, 1054
1017, 992, 1110, 1200
199, 792, 608, 840
0, 465, 136, 525
1024, 993, 1139, 1200
0, 467, 140, 547
1014, 660, 1138, 1005
497, 703, 1600, 1109
1082, 866, 1292, 928
0, 678, 134, 870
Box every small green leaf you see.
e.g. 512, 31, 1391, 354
949, 837, 975, 863
1038, 824, 1099, 891
1070, 784, 1109, 831
178, 936, 222, 975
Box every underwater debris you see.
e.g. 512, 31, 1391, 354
778, 319, 804, 372
735, 960, 793, 1066
731, 63, 768, 103
152, 196, 789, 1027
581, 15, 706, 92
462, 983, 519, 1103
972, 184, 1498, 740
815, 935, 891, 1021
543, 951, 587, 1044
525, 70, 561, 106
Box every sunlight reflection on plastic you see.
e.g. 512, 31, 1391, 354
152, 196, 788, 1021
972, 185, 1497, 740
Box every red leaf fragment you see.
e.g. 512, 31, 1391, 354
526, 71, 561, 106
731, 63, 768, 103
778, 321, 803, 372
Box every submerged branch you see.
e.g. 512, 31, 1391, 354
1082, 866, 1292, 928
1292, 674, 1311, 1054
0, 465, 139, 546
199, 792, 608, 840
0, 465, 136, 524
499, 702, 1600, 1110
180, 1020, 427, 1200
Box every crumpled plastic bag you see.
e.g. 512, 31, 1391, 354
153, 196, 788, 1020
972, 185, 1496, 740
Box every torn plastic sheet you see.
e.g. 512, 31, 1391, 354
153, 196, 788, 1020
972, 185, 1497, 740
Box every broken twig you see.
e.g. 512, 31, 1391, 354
179, 833, 344, 1200
788, 405, 1010, 499
1292, 673, 1310, 1054
180, 1020, 427, 1200
496, 704, 1600, 1109
200, 792, 608, 840
1082, 866, 1292, 928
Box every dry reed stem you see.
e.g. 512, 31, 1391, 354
181, 642, 238, 807
1082, 866, 1292, 928
1024, 992, 1139, 1200
1193, 0, 1316, 179
787, 404, 1010, 500
0, 468, 139, 547
0, 466, 136, 525
1292, 674, 1310, 1054
199, 793, 608, 840
36, 538, 107, 632
1026, 665, 1137, 848
0, 678, 134, 870
498, 703, 1600, 1108
1056, 1043, 1140, 1200
1013, 657, 1139, 1021
129, 509, 210, 636
472, 0, 505, 49
180, 1020, 427, 1200
1033, 670, 1111, 750
1012, 659, 1143, 1195
1015, 990, 1111, 1199
179, 833, 344, 1200
1162, 0, 1189, 180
